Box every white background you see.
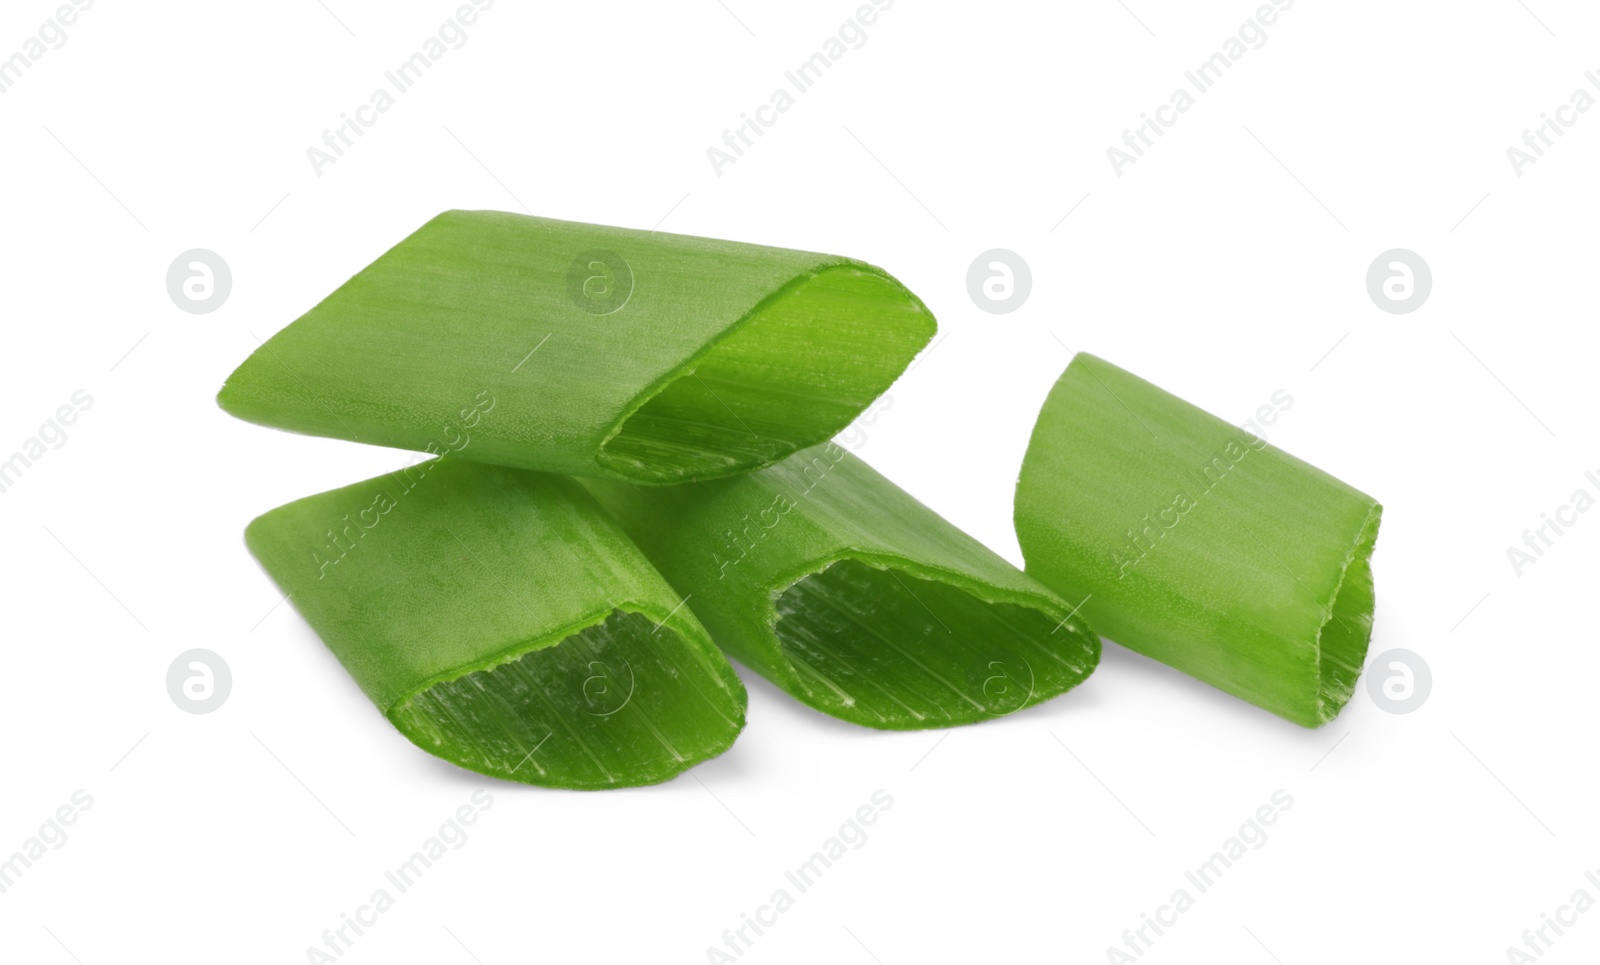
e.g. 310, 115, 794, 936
2, 1, 1597, 962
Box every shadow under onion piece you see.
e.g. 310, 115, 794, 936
583, 444, 1101, 729
244, 459, 747, 789
217, 210, 936, 485
1014, 353, 1382, 728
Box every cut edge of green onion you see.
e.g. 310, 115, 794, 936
757, 551, 1100, 730
382, 604, 747, 790
1308, 502, 1382, 724
593, 263, 935, 484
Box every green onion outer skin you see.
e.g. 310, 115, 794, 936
583, 444, 1101, 730
1014, 353, 1382, 728
218, 210, 936, 485
245, 458, 747, 789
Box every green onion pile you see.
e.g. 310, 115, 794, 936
222, 211, 1381, 789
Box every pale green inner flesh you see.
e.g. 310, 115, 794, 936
596, 267, 928, 483
772, 560, 1093, 728
389, 610, 742, 788
1313, 512, 1380, 722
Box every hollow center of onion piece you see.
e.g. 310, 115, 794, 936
771, 559, 1096, 728
597, 266, 932, 483
389, 610, 743, 788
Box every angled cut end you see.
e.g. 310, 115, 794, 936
768, 558, 1099, 730
1310, 503, 1382, 725
595, 265, 935, 484
388, 609, 747, 789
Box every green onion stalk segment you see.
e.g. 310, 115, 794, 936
218, 210, 936, 485
245, 458, 747, 789
1014, 353, 1382, 728
583, 443, 1101, 730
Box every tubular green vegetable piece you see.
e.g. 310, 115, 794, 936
1014, 353, 1382, 728
583, 445, 1100, 730
217, 210, 936, 485
244, 459, 747, 789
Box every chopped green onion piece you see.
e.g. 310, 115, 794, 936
1014, 353, 1382, 728
245, 459, 746, 788
217, 210, 936, 485
584, 444, 1100, 730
